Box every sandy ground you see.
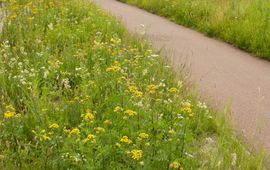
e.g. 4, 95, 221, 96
92, 0, 270, 153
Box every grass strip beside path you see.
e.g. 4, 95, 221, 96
119, 0, 270, 60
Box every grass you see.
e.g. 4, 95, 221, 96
0, 0, 265, 169
119, 0, 270, 60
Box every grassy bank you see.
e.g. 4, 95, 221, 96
119, 0, 270, 60
0, 0, 265, 169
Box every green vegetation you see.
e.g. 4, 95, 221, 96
0, 0, 265, 169
119, 0, 270, 60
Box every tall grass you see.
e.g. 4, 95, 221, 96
119, 0, 270, 60
0, 0, 265, 169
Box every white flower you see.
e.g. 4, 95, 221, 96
62, 78, 71, 89
197, 101, 207, 109
48, 23, 54, 30
44, 70, 50, 78
231, 153, 237, 166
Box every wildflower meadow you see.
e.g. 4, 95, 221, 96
0, 0, 265, 169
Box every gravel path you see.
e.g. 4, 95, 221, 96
92, 0, 270, 153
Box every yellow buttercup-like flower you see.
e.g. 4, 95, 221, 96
134, 90, 143, 98
95, 127, 105, 134
70, 128, 80, 135
147, 84, 158, 94
114, 106, 123, 113
103, 119, 112, 126
83, 134, 96, 144
125, 110, 137, 117
169, 161, 183, 170
49, 123, 59, 129
168, 87, 178, 93
106, 65, 121, 72
81, 110, 95, 121
138, 133, 149, 140
120, 136, 133, 144
128, 85, 138, 93
4, 111, 16, 119
115, 142, 121, 148
131, 149, 143, 160
128, 85, 143, 98
106, 62, 121, 72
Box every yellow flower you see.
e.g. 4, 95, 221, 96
134, 90, 143, 98
128, 85, 143, 97
147, 84, 158, 94
49, 123, 59, 129
181, 101, 192, 114
70, 128, 80, 135
95, 127, 105, 134
114, 106, 123, 113
4, 111, 16, 119
181, 107, 192, 114
81, 110, 95, 121
115, 142, 121, 148
128, 85, 138, 93
125, 110, 137, 117
120, 136, 133, 144
106, 62, 121, 72
28, 16, 34, 21
9, 14, 17, 20
103, 119, 112, 126
138, 133, 149, 140
169, 161, 183, 170
42, 134, 51, 141
83, 134, 96, 144
168, 87, 178, 93
63, 127, 70, 134
168, 129, 176, 135
131, 149, 143, 160
49, 1, 54, 7
117, 76, 127, 83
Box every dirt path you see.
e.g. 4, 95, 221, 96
92, 0, 270, 153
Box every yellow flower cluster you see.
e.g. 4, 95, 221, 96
181, 101, 194, 117
70, 128, 80, 135
120, 136, 133, 144
83, 134, 96, 144
114, 106, 124, 113
168, 87, 178, 93
49, 123, 59, 129
169, 161, 183, 170
138, 133, 149, 140
125, 110, 137, 117
128, 85, 143, 98
4, 111, 16, 119
115, 142, 121, 148
95, 127, 105, 134
147, 84, 158, 94
81, 110, 95, 122
106, 62, 121, 72
32, 129, 51, 141
131, 149, 143, 160
4, 104, 17, 119
103, 119, 112, 126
